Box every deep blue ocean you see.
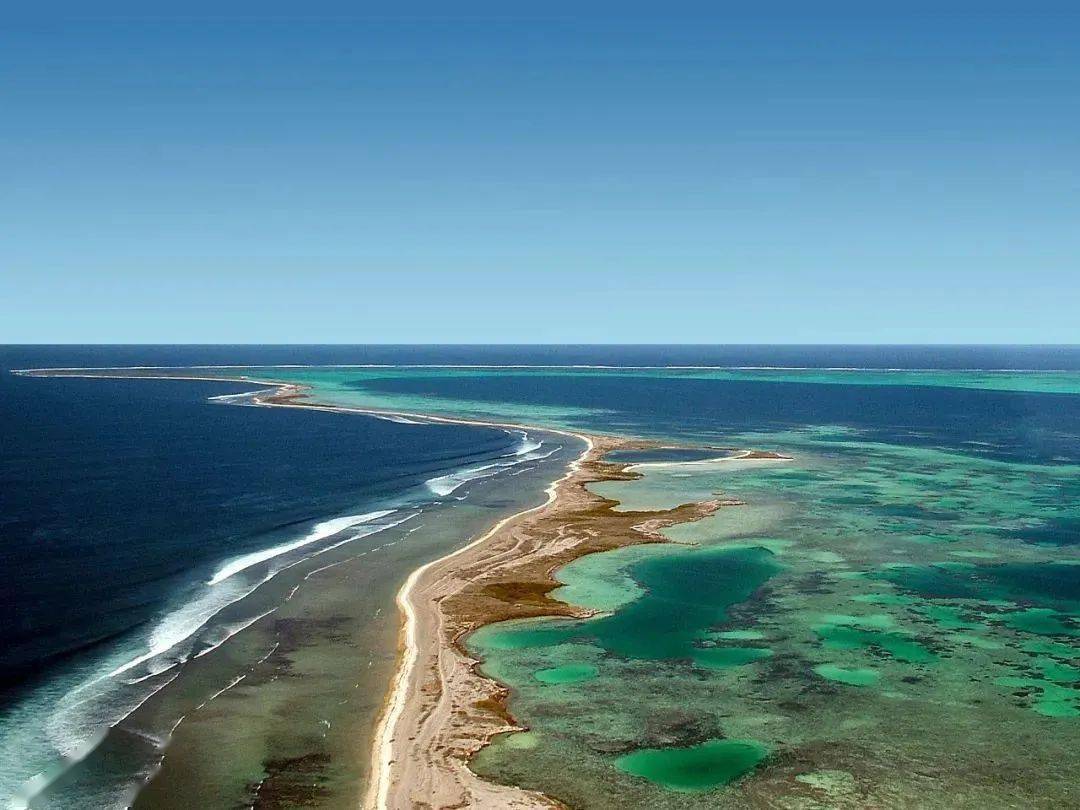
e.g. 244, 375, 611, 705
0, 348, 527, 693
357, 367, 1080, 465
2, 344, 1079, 806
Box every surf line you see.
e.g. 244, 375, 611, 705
362, 430, 593, 810
17, 367, 597, 810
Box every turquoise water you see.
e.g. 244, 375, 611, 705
191, 364, 1080, 397
470, 545, 780, 667
615, 739, 770, 792
195, 365, 1080, 425
466, 439, 1078, 806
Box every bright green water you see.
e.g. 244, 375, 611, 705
615, 739, 770, 792
534, 664, 598, 685
812, 664, 880, 687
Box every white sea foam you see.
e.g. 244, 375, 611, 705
207, 510, 395, 586
424, 432, 556, 497
425, 463, 502, 496
371, 413, 429, 425
513, 432, 543, 455
106, 578, 255, 678
193, 609, 277, 660
526, 446, 560, 462
317, 513, 417, 555
206, 389, 271, 403
104, 511, 399, 682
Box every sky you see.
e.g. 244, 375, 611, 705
2, 2, 1078, 343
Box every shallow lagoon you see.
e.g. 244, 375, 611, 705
468, 440, 1079, 807
471, 544, 780, 666
615, 739, 770, 792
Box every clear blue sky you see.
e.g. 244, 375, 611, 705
3, 2, 1078, 343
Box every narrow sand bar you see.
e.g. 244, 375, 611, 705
20, 368, 768, 809
360, 433, 768, 808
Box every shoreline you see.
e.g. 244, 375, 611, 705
18, 367, 769, 810
18, 368, 609, 809
356, 434, 755, 809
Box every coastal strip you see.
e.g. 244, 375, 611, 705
17, 368, 609, 805
19, 368, 773, 809
360, 437, 769, 809
362, 431, 598, 810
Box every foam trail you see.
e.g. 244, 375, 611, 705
106, 579, 253, 678
512, 431, 543, 455
526, 446, 559, 462
193, 610, 276, 659
372, 413, 429, 425
425, 464, 502, 496
105, 511, 397, 679
317, 513, 417, 555
26, 507, 414, 800
425, 432, 555, 497
206, 389, 270, 403
208, 510, 395, 586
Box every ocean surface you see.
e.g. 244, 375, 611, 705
4, 345, 1080, 808
0, 346, 577, 808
